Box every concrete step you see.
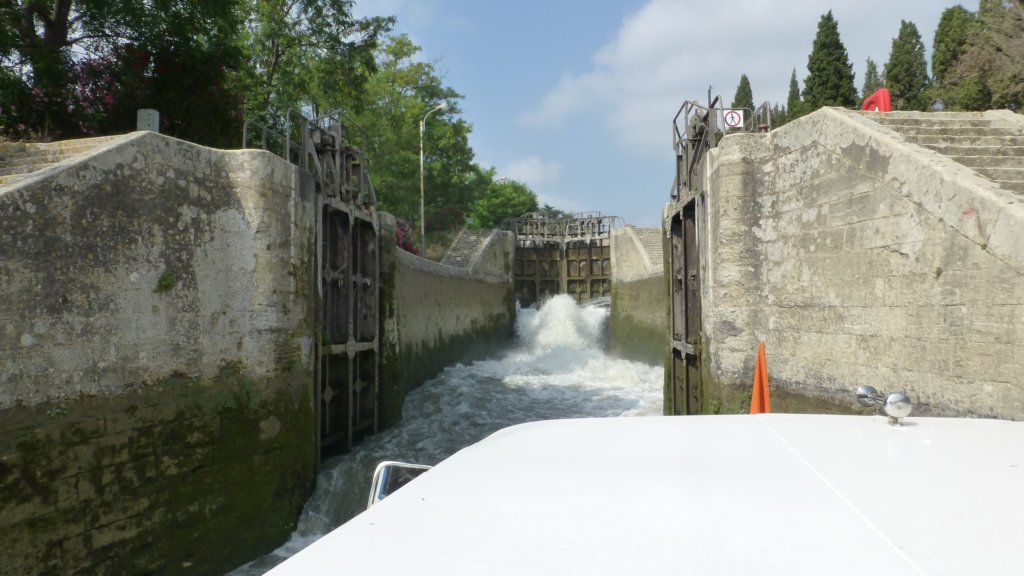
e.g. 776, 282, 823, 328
927, 145, 1024, 158
949, 155, 1024, 169
876, 119, 1003, 133
0, 173, 24, 185
975, 166, 1024, 183
0, 152, 75, 169
0, 162, 61, 177
911, 135, 1024, 147
889, 125, 1020, 138
441, 229, 494, 268
2, 142, 107, 161
0, 142, 29, 155
994, 180, 1024, 194
0, 134, 124, 185
874, 118, 997, 129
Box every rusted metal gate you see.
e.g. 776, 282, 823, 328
315, 118, 380, 459
665, 97, 719, 415
507, 213, 615, 307
668, 202, 701, 415
245, 111, 381, 460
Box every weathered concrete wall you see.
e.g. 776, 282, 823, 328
609, 227, 667, 365
378, 213, 515, 426
0, 132, 317, 575
702, 108, 1024, 418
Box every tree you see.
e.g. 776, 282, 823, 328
0, 1, 244, 141
884, 20, 930, 110
471, 179, 539, 229
769, 103, 786, 127
940, 0, 1023, 111
348, 35, 484, 232
239, 0, 393, 124
731, 74, 754, 112
784, 68, 804, 123
537, 204, 572, 219
802, 11, 858, 111
862, 58, 884, 99
932, 5, 975, 87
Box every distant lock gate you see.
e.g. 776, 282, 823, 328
506, 213, 618, 308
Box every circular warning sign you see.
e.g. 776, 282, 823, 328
724, 109, 744, 129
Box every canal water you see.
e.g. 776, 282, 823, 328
228, 294, 662, 574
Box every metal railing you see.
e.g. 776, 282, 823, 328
754, 101, 773, 133
243, 108, 378, 207
242, 119, 291, 159
671, 97, 778, 199
672, 95, 720, 199
502, 212, 622, 245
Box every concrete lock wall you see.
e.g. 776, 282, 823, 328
701, 108, 1024, 418
0, 132, 318, 575
609, 227, 667, 366
378, 212, 515, 426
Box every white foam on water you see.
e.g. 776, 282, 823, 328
227, 294, 662, 574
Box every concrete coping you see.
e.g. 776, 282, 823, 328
397, 248, 509, 284
763, 107, 1024, 276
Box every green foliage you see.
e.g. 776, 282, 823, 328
802, 11, 858, 111
884, 21, 930, 111
939, 0, 1023, 111
862, 58, 884, 99
155, 271, 175, 293
470, 179, 539, 229
771, 103, 786, 127
932, 5, 975, 86
784, 68, 804, 122
239, 0, 393, 123
730, 74, 754, 112
1, 0, 245, 142
347, 35, 484, 233
537, 204, 572, 219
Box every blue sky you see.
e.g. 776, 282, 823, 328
356, 0, 952, 227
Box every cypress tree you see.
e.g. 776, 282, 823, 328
731, 74, 755, 111
786, 68, 804, 121
932, 5, 975, 87
884, 20, 930, 111
772, 102, 787, 127
944, 0, 1024, 111
862, 58, 884, 98
802, 11, 858, 111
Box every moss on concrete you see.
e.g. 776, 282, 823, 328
609, 277, 667, 366
399, 304, 514, 401
377, 228, 406, 430
0, 362, 315, 576
698, 366, 864, 416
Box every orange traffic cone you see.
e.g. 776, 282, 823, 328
750, 342, 771, 414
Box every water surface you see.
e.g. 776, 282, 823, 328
228, 295, 662, 574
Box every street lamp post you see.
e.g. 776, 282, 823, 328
419, 101, 448, 254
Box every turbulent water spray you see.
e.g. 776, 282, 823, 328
228, 295, 662, 575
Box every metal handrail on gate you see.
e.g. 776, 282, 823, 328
242, 119, 291, 159
672, 95, 720, 199
754, 101, 773, 133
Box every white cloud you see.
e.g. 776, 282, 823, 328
520, 0, 943, 156
501, 156, 563, 187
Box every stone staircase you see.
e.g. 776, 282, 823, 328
865, 112, 1024, 195
0, 135, 124, 187
631, 227, 664, 272
441, 228, 495, 268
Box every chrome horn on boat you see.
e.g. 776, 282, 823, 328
856, 386, 913, 426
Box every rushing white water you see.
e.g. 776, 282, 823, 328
228, 294, 662, 575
